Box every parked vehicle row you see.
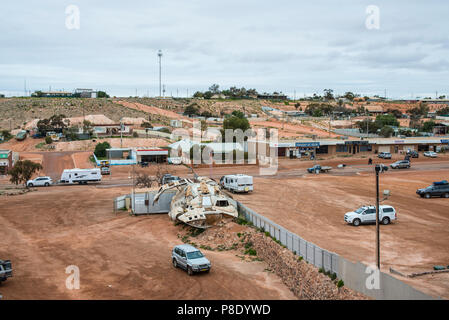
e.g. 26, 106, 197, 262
379, 150, 438, 159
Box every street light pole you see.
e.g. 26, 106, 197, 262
375, 164, 381, 269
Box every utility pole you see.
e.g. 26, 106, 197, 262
375, 164, 381, 269
120, 119, 123, 149
158, 50, 163, 98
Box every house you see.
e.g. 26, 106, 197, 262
32, 91, 72, 98
365, 105, 384, 114
75, 88, 98, 98
92, 123, 133, 136
0, 150, 13, 175
168, 139, 245, 164
135, 148, 168, 163
170, 119, 183, 128
257, 93, 288, 100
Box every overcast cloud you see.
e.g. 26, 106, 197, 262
1, 0, 448, 98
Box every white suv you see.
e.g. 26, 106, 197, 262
27, 176, 53, 187
344, 205, 397, 226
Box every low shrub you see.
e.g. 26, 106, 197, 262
337, 279, 344, 288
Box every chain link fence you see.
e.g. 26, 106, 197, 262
236, 201, 436, 300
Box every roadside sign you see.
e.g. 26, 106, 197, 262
295, 142, 320, 148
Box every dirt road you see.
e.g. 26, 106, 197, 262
228, 161, 449, 299
0, 185, 295, 300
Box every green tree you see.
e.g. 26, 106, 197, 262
9, 160, 43, 187
1, 130, 13, 141
94, 141, 111, 158
407, 103, 429, 119
45, 136, 53, 144
209, 84, 220, 94
201, 120, 208, 132
356, 119, 380, 134
375, 114, 399, 127
343, 92, 355, 101
323, 89, 334, 100
386, 108, 403, 118
380, 126, 394, 138
97, 91, 109, 98
231, 110, 245, 118
436, 107, 449, 116
203, 91, 213, 99
184, 104, 199, 116
422, 120, 436, 133
223, 116, 250, 132
193, 91, 204, 98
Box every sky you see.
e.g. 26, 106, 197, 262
1, 0, 448, 98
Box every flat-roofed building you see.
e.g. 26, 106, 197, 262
0, 150, 13, 175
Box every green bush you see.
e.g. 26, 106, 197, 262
245, 248, 257, 256
337, 279, 344, 288
45, 136, 52, 144
94, 141, 111, 158
244, 241, 253, 249
236, 217, 248, 225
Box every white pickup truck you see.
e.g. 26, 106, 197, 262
344, 205, 397, 226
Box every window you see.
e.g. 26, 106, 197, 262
316, 145, 328, 154
186, 251, 204, 259
336, 145, 349, 152
360, 145, 372, 152
215, 200, 229, 207
383, 208, 394, 213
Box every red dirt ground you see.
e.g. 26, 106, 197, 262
0, 185, 295, 300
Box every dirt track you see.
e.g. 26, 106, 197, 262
0, 185, 295, 300
227, 158, 449, 299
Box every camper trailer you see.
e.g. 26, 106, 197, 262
60, 168, 102, 184
219, 174, 253, 193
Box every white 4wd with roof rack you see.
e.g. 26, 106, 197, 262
344, 205, 397, 226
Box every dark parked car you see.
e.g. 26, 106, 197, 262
407, 150, 419, 158
390, 160, 410, 169
161, 174, 181, 185
416, 181, 449, 198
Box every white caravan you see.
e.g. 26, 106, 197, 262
60, 168, 102, 184
220, 174, 253, 193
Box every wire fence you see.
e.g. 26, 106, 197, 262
236, 201, 436, 300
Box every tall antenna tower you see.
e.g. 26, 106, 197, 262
158, 50, 163, 98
